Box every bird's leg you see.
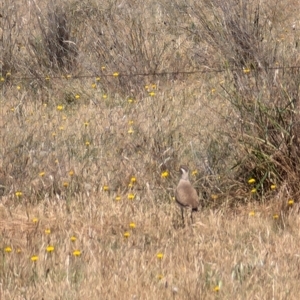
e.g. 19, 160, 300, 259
181, 207, 185, 227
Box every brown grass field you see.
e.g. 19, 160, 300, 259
1, 0, 300, 299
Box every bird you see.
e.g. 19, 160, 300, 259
175, 165, 199, 225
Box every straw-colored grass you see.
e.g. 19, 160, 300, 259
1, 196, 300, 299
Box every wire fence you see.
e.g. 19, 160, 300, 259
1, 65, 300, 81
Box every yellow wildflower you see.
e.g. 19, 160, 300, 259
161, 171, 169, 178
70, 236, 77, 242
45, 229, 51, 234
91, 83, 96, 89
115, 195, 121, 201
102, 94, 107, 99
32, 217, 39, 223
85, 141, 90, 146
213, 286, 220, 292
124, 231, 130, 238
156, 253, 164, 259
113, 72, 119, 77
57, 105, 63, 111
249, 211, 255, 216
31, 255, 39, 262
273, 214, 279, 220
129, 222, 136, 229
149, 91, 155, 97
248, 178, 256, 184
103, 185, 109, 192
128, 127, 134, 134
128, 193, 135, 200
288, 199, 294, 206
63, 182, 69, 188
15, 191, 23, 197
69, 170, 74, 177
4, 247, 12, 253
130, 176, 136, 183
39, 171, 45, 177
96, 76, 101, 81
192, 170, 198, 176
243, 68, 251, 74
46, 246, 54, 252
73, 250, 81, 256
251, 188, 257, 193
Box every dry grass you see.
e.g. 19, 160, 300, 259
1, 0, 300, 298
1, 198, 300, 299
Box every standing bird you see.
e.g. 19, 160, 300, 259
175, 165, 199, 225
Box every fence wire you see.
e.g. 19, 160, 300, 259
1, 65, 300, 81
